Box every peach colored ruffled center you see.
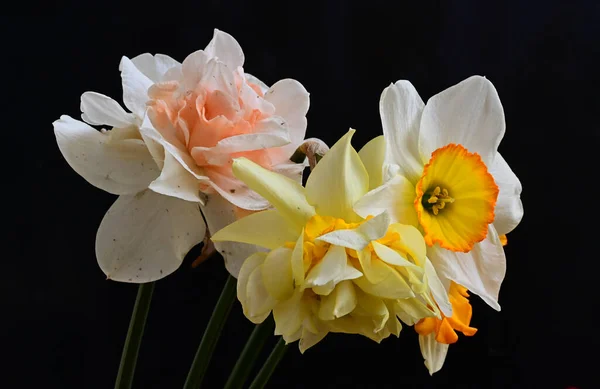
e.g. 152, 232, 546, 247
147, 78, 285, 190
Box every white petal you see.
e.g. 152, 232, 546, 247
206, 171, 270, 211
119, 56, 154, 118
424, 258, 452, 317
354, 174, 419, 227
490, 152, 523, 235
53, 115, 159, 195
317, 211, 390, 250
419, 76, 505, 168
263, 79, 310, 157
211, 209, 298, 250
380, 81, 425, 183
130, 53, 180, 82
148, 151, 204, 203
305, 129, 369, 222
201, 193, 269, 278
419, 333, 449, 375
200, 58, 237, 98
428, 225, 506, 311
358, 136, 386, 190
244, 73, 269, 94
80, 92, 137, 128
96, 190, 205, 282
204, 29, 245, 70
181, 50, 210, 90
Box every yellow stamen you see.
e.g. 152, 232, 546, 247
423, 186, 455, 216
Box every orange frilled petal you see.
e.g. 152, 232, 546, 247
415, 317, 438, 336
415, 143, 499, 253
415, 282, 478, 345
499, 234, 508, 246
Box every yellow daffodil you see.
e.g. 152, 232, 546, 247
212, 130, 450, 352
53, 29, 311, 281
355, 76, 523, 311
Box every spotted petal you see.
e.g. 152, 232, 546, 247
96, 190, 205, 282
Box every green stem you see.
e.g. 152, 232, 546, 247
223, 316, 275, 389
248, 337, 288, 389
183, 274, 237, 389
114, 282, 155, 389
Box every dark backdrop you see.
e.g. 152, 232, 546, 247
4, 1, 599, 388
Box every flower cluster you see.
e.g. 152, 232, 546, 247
213, 76, 523, 373
55, 29, 523, 376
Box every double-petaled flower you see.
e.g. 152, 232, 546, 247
355, 76, 523, 373
54, 29, 310, 282
212, 130, 451, 352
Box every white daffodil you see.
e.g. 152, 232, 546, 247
355, 76, 523, 312
54, 29, 310, 282
212, 130, 449, 352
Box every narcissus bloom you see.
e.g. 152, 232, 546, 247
212, 130, 450, 352
355, 76, 523, 311
54, 29, 309, 281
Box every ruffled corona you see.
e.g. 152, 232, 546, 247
415, 143, 499, 252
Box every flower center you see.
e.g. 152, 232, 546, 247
421, 186, 455, 215
414, 143, 499, 252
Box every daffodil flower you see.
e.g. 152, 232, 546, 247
212, 130, 449, 352
53, 29, 310, 282
355, 76, 523, 311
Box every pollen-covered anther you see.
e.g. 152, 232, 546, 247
423, 186, 455, 215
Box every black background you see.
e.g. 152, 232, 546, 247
4, 1, 599, 388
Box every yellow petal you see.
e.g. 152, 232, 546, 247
299, 328, 328, 354
354, 268, 414, 299
273, 290, 303, 337
371, 241, 422, 272
358, 135, 385, 190
394, 297, 437, 326
262, 247, 294, 301
357, 249, 391, 284
318, 280, 357, 320
211, 210, 298, 249
305, 129, 369, 222
354, 289, 390, 332
291, 230, 305, 286
237, 252, 267, 306
305, 245, 347, 288
232, 157, 315, 228
244, 263, 276, 323
386, 223, 427, 266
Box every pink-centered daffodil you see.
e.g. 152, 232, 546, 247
212, 130, 450, 352
53, 29, 309, 282
355, 76, 523, 313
